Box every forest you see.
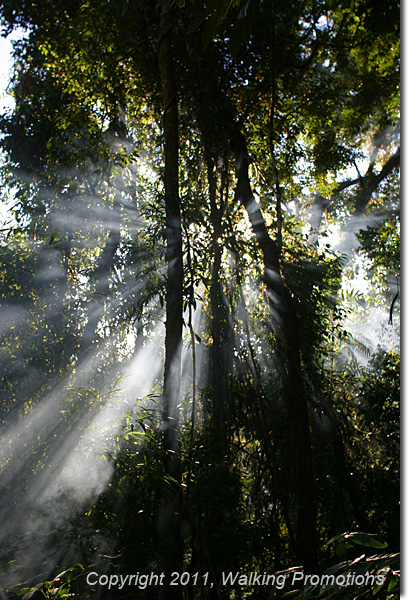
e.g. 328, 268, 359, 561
0, 0, 400, 601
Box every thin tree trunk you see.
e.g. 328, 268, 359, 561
206, 157, 228, 441
158, 0, 184, 595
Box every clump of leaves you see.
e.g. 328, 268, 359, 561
280, 532, 399, 600
17, 564, 84, 600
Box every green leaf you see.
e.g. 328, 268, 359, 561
372, 582, 385, 596
113, 374, 132, 388
238, 0, 250, 19
348, 533, 388, 549
228, 0, 255, 59
202, 12, 220, 48
326, 531, 387, 549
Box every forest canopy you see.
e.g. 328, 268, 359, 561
0, 0, 400, 601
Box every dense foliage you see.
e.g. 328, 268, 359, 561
0, 0, 400, 600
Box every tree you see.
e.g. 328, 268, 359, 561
0, 0, 400, 599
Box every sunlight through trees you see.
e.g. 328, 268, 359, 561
0, 0, 400, 600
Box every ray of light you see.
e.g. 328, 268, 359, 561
0, 314, 167, 590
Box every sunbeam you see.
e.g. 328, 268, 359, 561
0, 0, 400, 600
0, 304, 168, 591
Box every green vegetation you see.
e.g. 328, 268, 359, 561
0, 0, 400, 600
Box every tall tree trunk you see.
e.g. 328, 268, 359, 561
186, 30, 318, 570
206, 156, 228, 443
209, 241, 225, 433
158, 0, 184, 595
231, 130, 318, 571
